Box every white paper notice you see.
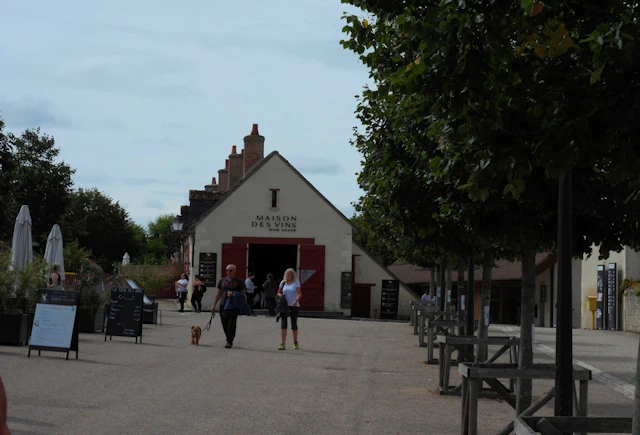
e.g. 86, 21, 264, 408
460, 295, 466, 310
483, 306, 490, 326
30, 304, 77, 349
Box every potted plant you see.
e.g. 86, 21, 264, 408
75, 259, 107, 333
0, 251, 47, 346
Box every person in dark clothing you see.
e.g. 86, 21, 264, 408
263, 273, 277, 316
212, 264, 247, 349
191, 275, 206, 313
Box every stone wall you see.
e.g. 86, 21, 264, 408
623, 293, 640, 333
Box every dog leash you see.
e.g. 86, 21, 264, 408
203, 312, 215, 332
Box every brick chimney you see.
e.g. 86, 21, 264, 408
243, 123, 265, 176
218, 160, 229, 192
228, 145, 243, 189
204, 177, 218, 193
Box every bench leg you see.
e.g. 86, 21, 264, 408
443, 345, 452, 392
468, 378, 479, 435
461, 376, 468, 435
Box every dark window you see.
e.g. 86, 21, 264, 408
271, 190, 278, 208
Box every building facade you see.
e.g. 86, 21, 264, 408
389, 255, 583, 329
179, 125, 419, 319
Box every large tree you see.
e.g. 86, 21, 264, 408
59, 188, 143, 270
0, 123, 74, 243
341, 0, 640, 414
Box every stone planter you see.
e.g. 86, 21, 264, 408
78, 307, 105, 333
0, 313, 31, 345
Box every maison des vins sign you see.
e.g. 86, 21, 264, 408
251, 215, 297, 233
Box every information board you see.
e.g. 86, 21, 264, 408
198, 252, 217, 287
28, 289, 79, 360
380, 279, 400, 320
105, 287, 143, 343
340, 272, 352, 309
596, 265, 605, 329
607, 263, 617, 331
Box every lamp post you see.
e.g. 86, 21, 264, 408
171, 215, 184, 232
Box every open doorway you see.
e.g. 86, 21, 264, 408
248, 244, 298, 306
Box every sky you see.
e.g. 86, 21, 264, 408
0, 0, 370, 228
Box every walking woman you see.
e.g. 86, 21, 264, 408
277, 268, 302, 350
176, 273, 189, 312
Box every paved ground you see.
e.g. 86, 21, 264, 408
0, 302, 637, 434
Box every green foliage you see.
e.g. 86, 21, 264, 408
0, 249, 47, 314
351, 212, 396, 266
74, 258, 106, 315
340, 0, 640, 263
122, 265, 173, 297
0, 249, 15, 313
59, 188, 144, 270
63, 239, 93, 273
141, 214, 174, 264
621, 278, 640, 297
15, 257, 48, 314
2, 126, 75, 243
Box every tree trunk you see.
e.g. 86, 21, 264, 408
475, 251, 493, 362
446, 261, 453, 312
632, 338, 640, 434
430, 268, 436, 300
458, 257, 466, 335
437, 260, 445, 312
517, 246, 536, 413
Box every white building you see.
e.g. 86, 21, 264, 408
181, 124, 419, 319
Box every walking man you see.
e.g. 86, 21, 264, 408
245, 272, 257, 316
212, 264, 247, 349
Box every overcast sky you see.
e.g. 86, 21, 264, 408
0, 1, 369, 228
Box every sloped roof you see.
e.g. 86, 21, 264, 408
388, 253, 556, 285
187, 150, 355, 231
353, 240, 420, 300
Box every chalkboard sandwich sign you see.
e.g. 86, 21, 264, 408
28, 289, 80, 360
105, 287, 144, 343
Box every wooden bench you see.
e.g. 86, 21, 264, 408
424, 318, 465, 364
437, 335, 519, 396
459, 363, 591, 435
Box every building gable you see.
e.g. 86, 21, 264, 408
188, 151, 355, 233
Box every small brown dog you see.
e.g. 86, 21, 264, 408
190, 325, 202, 345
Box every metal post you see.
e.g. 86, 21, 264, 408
555, 170, 573, 417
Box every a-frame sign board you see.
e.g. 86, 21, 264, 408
105, 287, 144, 343
28, 289, 79, 361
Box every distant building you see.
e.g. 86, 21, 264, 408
176, 124, 419, 319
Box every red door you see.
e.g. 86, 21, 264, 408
221, 243, 248, 280
298, 245, 325, 311
351, 284, 372, 318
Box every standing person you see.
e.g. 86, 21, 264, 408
48, 264, 63, 289
192, 275, 206, 313
176, 273, 189, 312
245, 272, 257, 316
263, 273, 277, 317
212, 264, 247, 349
277, 268, 302, 350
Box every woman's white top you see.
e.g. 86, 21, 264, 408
177, 279, 188, 293
280, 280, 301, 307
